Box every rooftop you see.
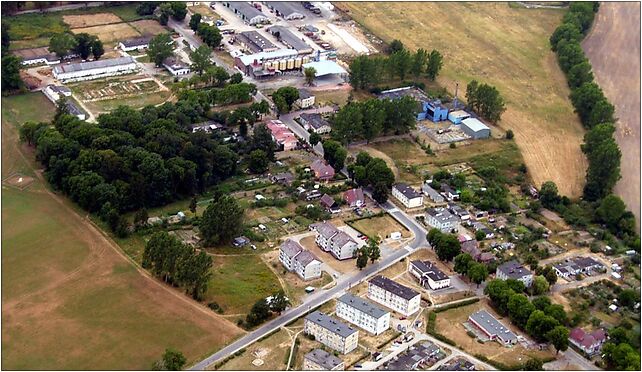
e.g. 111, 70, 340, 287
300, 113, 330, 130
331, 231, 356, 248
53, 56, 135, 74
462, 117, 490, 132
269, 25, 313, 53
411, 260, 448, 281
497, 260, 532, 279
13, 46, 58, 62
310, 159, 335, 178
394, 183, 422, 199
238, 30, 278, 53
344, 188, 365, 204
267, 1, 305, 17
469, 310, 517, 343
379, 86, 429, 103
120, 35, 153, 48
422, 184, 445, 202
449, 110, 471, 119
338, 293, 389, 319
426, 207, 459, 224
302, 60, 347, 77
369, 275, 420, 301
281, 239, 303, 259
228, 1, 267, 20
305, 311, 357, 338
294, 250, 321, 267
237, 49, 299, 66
304, 349, 343, 370
311, 222, 339, 239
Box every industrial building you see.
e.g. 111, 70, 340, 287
378, 86, 448, 122
422, 183, 445, 204
461, 118, 490, 139
268, 25, 314, 54
223, 2, 269, 25
235, 49, 310, 78
302, 60, 348, 80
266, 2, 306, 20
52, 56, 137, 82
367, 275, 421, 316
304, 311, 359, 354
236, 31, 278, 54
448, 110, 471, 124
13, 47, 59, 66
303, 349, 344, 371
335, 293, 391, 335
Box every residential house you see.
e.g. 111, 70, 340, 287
569, 328, 607, 356
384, 342, 441, 370
310, 159, 335, 182
163, 56, 191, 76
496, 260, 533, 287
303, 349, 344, 371
270, 172, 295, 186
461, 240, 481, 260
320, 194, 340, 214
279, 239, 303, 271
392, 183, 424, 208
410, 260, 450, 290
13, 46, 60, 65
296, 89, 316, 108
304, 311, 359, 354
368, 275, 421, 316
191, 121, 222, 133
449, 204, 470, 220
440, 184, 460, 201
343, 188, 365, 208
310, 222, 358, 260
279, 239, 322, 280
422, 183, 445, 204
299, 113, 331, 134
468, 310, 517, 347
553, 256, 604, 279
336, 293, 390, 335
425, 207, 459, 233
266, 120, 298, 151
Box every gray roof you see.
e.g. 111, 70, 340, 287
320, 193, 336, 208
497, 260, 532, 280
238, 31, 278, 53
311, 222, 339, 239
305, 311, 357, 338
281, 239, 303, 259
298, 88, 313, 99
394, 183, 422, 199
267, 1, 305, 18
331, 231, 356, 248
426, 207, 459, 224
338, 293, 389, 319
13, 46, 58, 62
294, 250, 321, 267
227, 1, 267, 21
268, 25, 313, 53
378, 86, 429, 103
53, 56, 135, 74
411, 260, 448, 281
163, 56, 189, 69
121, 35, 152, 48
469, 310, 517, 343
573, 256, 603, 269
422, 184, 445, 202
441, 184, 458, 195
305, 349, 343, 369
300, 113, 330, 130
272, 172, 294, 183
369, 275, 420, 301
461, 240, 481, 258
449, 204, 469, 216
49, 85, 71, 95
66, 101, 85, 117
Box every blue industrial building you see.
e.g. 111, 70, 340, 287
378, 86, 449, 122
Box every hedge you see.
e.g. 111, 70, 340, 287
433, 297, 480, 313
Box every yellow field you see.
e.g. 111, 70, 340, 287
339, 2, 586, 197
63, 13, 122, 28
72, 22, 140, 45
129, 19, 169, 36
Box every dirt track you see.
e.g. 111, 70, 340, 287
583, 2, 641, 230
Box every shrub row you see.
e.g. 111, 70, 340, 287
433, 297, 480, 313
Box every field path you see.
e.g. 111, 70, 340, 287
582, 2, 641, 230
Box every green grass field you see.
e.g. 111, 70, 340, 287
1, 93, 243, 370
339, 2, 586, 197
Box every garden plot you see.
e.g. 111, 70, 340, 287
72, 22, 140, 45
74, 78, 164, 102
63, 13, 123, 28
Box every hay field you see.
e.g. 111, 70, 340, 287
72, 22, 140, 45
62, 13, 122, 28
339, 2, 586, 197
1, 93, 243, 370
130, 19, 169, 36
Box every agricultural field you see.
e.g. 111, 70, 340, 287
1, 93, 243, 370
339, 2, 587, 197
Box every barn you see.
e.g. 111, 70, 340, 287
223, 2, 269, 25
52, 56, 137, 82
461, 118, 490, 139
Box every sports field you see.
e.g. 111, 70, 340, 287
1, 93, 243, 370
339, 2, 586, 197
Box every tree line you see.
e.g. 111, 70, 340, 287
330, 96, 420, 144
465, 80, 506, 123
136, 2, 187, 26
1, 23, 23, 93
187, 10, 223, 49
48, 31, 104, 59
349, 39, 443, 91
346, 151, 396, 203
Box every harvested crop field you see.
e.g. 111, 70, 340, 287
2, 93, 243, 370
130, 19, 169, 36
582, 2, 641, 229
72, 22, 140, 45
62, 13, 122, 28
339, 2, 587, 197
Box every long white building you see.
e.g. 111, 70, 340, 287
367, 275, 421, 316
279, 239, 322, 281
53, 56, 137, 82
336, 293, 390, 336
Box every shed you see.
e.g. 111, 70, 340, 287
461, 118, 490, 139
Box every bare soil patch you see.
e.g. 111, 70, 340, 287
129, 19, 169, 36
71, 22, 140, 45
3, 173, 35, 190
63, 13, 123, 28
582, 2, 641, 230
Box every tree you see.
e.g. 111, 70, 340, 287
91, 38, 104, 60
309, 132, 321, 147
434, 234, 461, 262
567, 61, 593, 88
248, 149, 269, 174
454, 253, 473, 274
525, 358, 543, 371
189, 45, 212, 75
189, 13, 202, 31
269, 290, 290, 314
200, 195, 244, 245
539, 181, 560, 209
372, 181, 389, 204
532, 296, 552, 311
467, 263, 488, 287
272, 86, 299, 113
506, 279, 526, 294
505, 129, 514, 139
170, 2, 187, 21
569, 82, 610, 128
356, 248, 368, 270
1, 54, 23, 92
388, 49, 411, 80
49, 32, 77, 58
545, 326, 569, 354
531, 275, 550, 295
189, 196, 197, 213
475, 230, 486, 241
304, 67, 316, 86
618, 289, 640, 309
147, 33, 174, 67
152, 348, 186, 370
426, 49, 443, 80
246, 298, 270, 327
322, 140, 348, 171
549, 22, 582, 51
74, 33, 95, 60
544, 267, 558, 285
137, 2, 160, 16
388, 39, 404, 53
466, 80, 479, 110
411, 48, 428, 77
367, 239, 380, 263
159, 3, 173, 25
507, 293, 535, 328
526, 310, 560, 342
251, 123, 277, 160
134, 208, 149, 228
230, 72, 243, 84
596, 194, 626, 229
197, 23, 222, 48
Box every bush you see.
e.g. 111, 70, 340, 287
449, 143, 456, 149
434, 297, 479, 313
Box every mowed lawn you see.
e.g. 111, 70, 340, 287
2, 94, 243, 370
205, 254, 283, 315
339, 2, 586, 197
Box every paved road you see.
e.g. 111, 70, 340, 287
543, 348, 600, 371
13, 2, 105, 15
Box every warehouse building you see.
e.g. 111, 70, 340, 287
236, 31, 278, 54
13, 47, 60, 66
304, 311, 359, 354
119, 35, 152, 52
235, 49, 310, 78
336, 293, 390, 335
461, 118, 490, 139
448, 110, 471, 124
53, 56, 137, 82
266, 2, 305, 20
268, 25, 314, 54
378, 86, 448, 122
468, 310, 517, 346
223, 2, 269, 25
302, 60, 348, 80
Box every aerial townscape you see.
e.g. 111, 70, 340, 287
1, 1, 640, 371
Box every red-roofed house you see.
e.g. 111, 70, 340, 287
344, 188, 365, 208
310, 159, 335, 182
569, 327, 608, 356
266, 120, 298, 151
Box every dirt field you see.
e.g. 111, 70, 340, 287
339, 2, 587, 197
1, 94, 243, 369
582, 2, 641, 230
350, 215, 411, 241
216, 329, 293, 371
72, 22, 140, 45
129, 19, 169, 36
63, 13, 122, 28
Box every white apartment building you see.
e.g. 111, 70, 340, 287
425, 207, 460, 233
279, 239, 303, 271
409, 260, 451, 290
496, 260, 533, 287
303, 349, 344, 371
279, 239, 322, 281
367, 275, 421, 316
392, 183, 424, 208
304, 311, 359, 354
52, 56, 137, 82
336, 293, 390, 335
310, 222, 359, 260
